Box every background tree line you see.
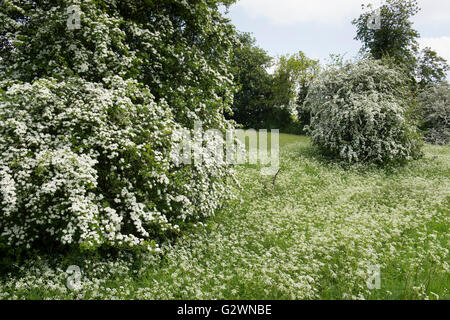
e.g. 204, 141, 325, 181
227, 32, 319, 133
229, 0, 449, 144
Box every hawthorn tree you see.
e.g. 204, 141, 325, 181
0, 0, 238, 252
267, 52, 320, 132
229, 37, 319, 133
417, 82, 450, 145
305, 59, 423, 164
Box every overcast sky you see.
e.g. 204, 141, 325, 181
225, 0, 450, 68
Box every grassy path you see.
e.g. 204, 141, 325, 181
1, 135, 449, 299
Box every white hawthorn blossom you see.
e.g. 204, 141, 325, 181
0, 77, 235, 250
305, 59, 423, 163
0, 0, 238, 251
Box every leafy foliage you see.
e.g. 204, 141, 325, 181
417, 82, 450, 145
229, 43, 319, 133
352, 0, 448, 86
305, 59, 423, 164
229, 32, 273, 128
0, 0, 237, 252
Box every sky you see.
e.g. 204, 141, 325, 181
224, 0, 450, 70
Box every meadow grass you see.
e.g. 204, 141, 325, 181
1, 134, 448, 300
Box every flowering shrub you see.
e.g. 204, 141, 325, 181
305, 59, 422, 163
417, 83, 450, 145
0, 77, 233, 251
0, 0, 238, 251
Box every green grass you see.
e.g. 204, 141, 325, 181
237, 130, 307, 150
1, 135, 449, 300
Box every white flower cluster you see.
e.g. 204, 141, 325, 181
0, 166, 17, 216
305, 59, 422, 163
418, 82, 450, 145
0, 77, 234, 250
0, 0, 238, 251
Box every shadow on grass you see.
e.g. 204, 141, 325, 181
292, 143, 425, 177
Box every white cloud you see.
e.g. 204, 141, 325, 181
418, 36, 450, 64
235, 0, 377, 25
235, 0, 450, 26
415, 0, 450, 23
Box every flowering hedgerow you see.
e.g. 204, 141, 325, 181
0, 0, 238, 251
305, 59, 423, 163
